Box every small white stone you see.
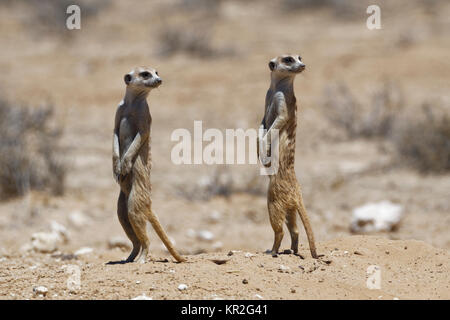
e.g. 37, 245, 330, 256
74, 247, 93, 256
197, 230, 214, 242
244, 252, 255, 258
254, 294, 263, 299
136, 280, 141, 284
69, 211, 90, 229
208, 211, 222, 223
31, 232, 62, 253
350, 201, 403, 233
132, 293, 152, 300
33, 286, 48, 297
178, 284, 188, 291
50, 221, 69, 243
186, 229, 196, 238
212, 241, 223, 250
169, 269, 175, 273
279, 265, 290, 271
393, 297, 399, 300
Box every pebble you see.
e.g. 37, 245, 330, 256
30, 232, 62, 253
208, 211, 222, 223
33, 286, 48, 297
254, 294, 263, 299
69, 210, 90, 229
212, 241, 223, 250
50, 221, 69, 243
74, 247, 93, 256
278, 265, 290, 272
178, 284, 188, 291
197, 230, 215, 242
132, 293, 152, 300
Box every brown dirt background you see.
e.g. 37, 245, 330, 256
0, 0, 449, 299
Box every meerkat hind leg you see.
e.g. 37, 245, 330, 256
127, 193, 151, 263
268, 203, 285, 257
286, 209, 299, 254
129, 214, 150, 264
117, 191, 141, 262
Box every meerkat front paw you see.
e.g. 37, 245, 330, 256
113, 160, 121, 182
120, 157, 132, 176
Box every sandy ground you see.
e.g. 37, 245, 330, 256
0, 0, 449, 300
1, 236, 448, 300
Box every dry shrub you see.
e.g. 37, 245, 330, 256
0, 99, 66, 199
176, 167, 266, 201
158, 26, 218, 58
282, 0, 363, 17
157, 0, 234, 59
393, 104, 450, 173
323, 81, 403, 139
322, 82, 450, 173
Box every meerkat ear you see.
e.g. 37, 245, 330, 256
268, 60, 276, 71
124, 74, 132, 85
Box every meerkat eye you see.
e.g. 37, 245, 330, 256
140, 71, 152, 79
155, 71, 159, 76
298, 56, 302, 61
282, 57, 295, 64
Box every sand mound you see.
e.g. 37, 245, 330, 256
1, 235, 448, 300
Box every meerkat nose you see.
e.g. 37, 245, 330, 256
156, 78, 162, 84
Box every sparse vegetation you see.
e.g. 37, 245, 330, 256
323, 81, 403, 139
0, 98, 66, 199
176, 167, 266, 200
393, 104, 450, 173
323, 82, 450, 172
158, 25, 217, 58
282, 0, 363, 17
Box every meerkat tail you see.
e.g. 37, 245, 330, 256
296, 200, 318, 259
145, 208, 186, 262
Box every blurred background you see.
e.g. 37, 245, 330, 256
0, 0, 449, 259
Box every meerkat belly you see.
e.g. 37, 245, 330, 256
119, 117, 135, 156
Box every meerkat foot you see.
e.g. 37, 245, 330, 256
135, 248, 148, 264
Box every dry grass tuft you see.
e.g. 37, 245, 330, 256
0, 99, 66, 199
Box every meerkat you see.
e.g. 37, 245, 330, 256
112, 66, 185, 263
258, 54, 318, 259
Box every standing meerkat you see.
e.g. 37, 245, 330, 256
259, 54, 318, 258
112, 66, 185, 263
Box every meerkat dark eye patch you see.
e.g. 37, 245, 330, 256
298, 56, 302, 61
269, 61, 276, 71
139, 71, 152, 79
282, 57, 295, 64
124, 74, 132, 85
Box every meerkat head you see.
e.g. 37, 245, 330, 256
268, 54, 305, 76
124, 66, 162, 94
